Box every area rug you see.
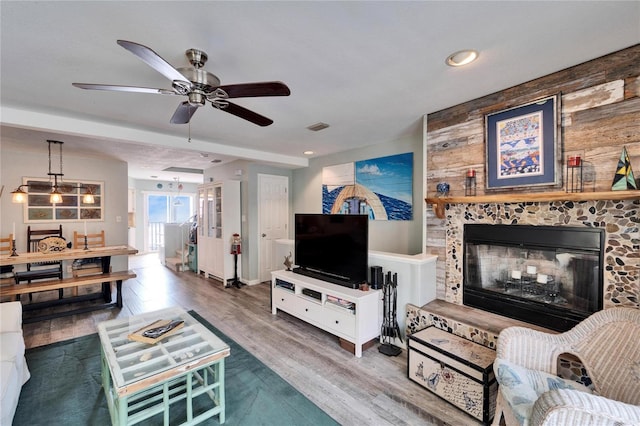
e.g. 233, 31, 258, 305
14, 311, 339, 425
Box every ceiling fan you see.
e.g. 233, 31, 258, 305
73, 40, 290, 126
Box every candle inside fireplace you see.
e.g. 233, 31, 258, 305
511, 270, 521, 280
537, 273, 548, 284
527, 265, 537, 275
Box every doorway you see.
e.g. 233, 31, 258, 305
144, 192, 194, 252
257, 174, 289, 282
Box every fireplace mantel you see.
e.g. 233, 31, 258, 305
425, 190, 639, 219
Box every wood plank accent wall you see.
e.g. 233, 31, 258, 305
426, 44, 640, 197
424, 44, 640, 302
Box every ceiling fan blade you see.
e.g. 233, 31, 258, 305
117, 40, 191, 84
213, 101, 274, 126
72, 83, 175, 95
214, 81, 290, 99
170, 102, 200, 124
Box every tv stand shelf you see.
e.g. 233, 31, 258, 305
271, 270, 382, 357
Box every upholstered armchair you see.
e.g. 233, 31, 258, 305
492, 307, 640, 426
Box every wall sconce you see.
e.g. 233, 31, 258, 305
10, 140, 96, 204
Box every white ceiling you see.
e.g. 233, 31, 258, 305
1, 1, 638, 183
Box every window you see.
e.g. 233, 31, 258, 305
146, 192, 195, 251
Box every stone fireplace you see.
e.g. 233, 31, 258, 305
463, 223, 604, 331
435, 199, 638, 332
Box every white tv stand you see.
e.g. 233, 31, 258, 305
271, 270, 383, 357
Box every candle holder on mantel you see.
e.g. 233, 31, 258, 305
465, 169, 477, 196
10, 239, 19, 256
566, 155, 584, 193
84, 235, 89, 250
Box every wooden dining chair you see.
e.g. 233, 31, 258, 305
0, 233, 13, 257
1, 234, 15, 301
73, 230, 106, 251
14, 225, 64, 299
71, 230, 106, 296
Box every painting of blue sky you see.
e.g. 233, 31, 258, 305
322, 152, 413, 220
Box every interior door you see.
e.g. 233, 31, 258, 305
258, 174, 289, 282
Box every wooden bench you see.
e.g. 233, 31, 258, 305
1, 270, 137, 323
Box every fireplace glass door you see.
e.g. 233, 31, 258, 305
463, 224, 604, 331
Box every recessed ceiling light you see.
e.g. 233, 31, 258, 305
303, 150, 314, 155
446, 49, 479, 67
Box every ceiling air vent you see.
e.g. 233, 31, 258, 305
306, 122, 330, 132
162, 167, 203, 174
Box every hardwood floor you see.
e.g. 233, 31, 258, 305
21, 253, 481, 426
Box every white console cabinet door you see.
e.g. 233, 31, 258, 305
271, 270, 382, 357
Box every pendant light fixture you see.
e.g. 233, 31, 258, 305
173, 177, 183, 206
10, 140, 96, 204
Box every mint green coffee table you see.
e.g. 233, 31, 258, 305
98, 307, 230, 425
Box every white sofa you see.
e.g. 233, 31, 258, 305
0, 301, 30, 425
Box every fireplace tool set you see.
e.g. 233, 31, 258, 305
379, 271, 403, 356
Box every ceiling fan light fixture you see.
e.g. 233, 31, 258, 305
446, 49, 479, 67
187, 92, 206, 106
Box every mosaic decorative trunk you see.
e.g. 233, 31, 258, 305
408, 326, 497, 424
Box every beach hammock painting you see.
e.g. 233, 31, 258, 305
322, 152, 413, 221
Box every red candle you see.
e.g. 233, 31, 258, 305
568, 156, 581, 167
466, 169, 476, 177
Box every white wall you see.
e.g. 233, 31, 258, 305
1, 146, 129, 272
197, 131, 425, 284
292, 132, 424, 255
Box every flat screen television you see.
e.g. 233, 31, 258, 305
293, 213, 368, 289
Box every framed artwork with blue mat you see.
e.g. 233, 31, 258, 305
485, 95, 561, 191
